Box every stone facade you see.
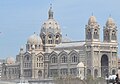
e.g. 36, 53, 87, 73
1, 6, 118, 80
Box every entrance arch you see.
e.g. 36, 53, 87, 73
38, 70, 42, 78
94, 69, 98, 78
87, 69, 91, 76
101, 54, 109, 77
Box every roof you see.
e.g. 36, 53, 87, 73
56, 41, 85, 48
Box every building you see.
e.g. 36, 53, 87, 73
0, 59, 5, 79
2, 6, 118, 80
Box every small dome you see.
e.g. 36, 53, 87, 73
6, 57, 15, 64
88, 16, 96, 25
77, 62, 84, 67
106, 17, 115, 26
62, 36, 71, 42
27, 33, 42, 45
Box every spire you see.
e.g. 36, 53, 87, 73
48, 4, 53, 19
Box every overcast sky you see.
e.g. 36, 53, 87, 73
0, 0, 120, 59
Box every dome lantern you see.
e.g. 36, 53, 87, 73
48, 4, 53, 19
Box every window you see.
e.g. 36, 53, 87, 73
94, 29, 99, 39
37, 63, 38, 67
51, 56, 57, 63
38, 70, 42, 77
35, 45, 37, 49
61, 55, 67, 63
55, 35, 60, 44
112, 30, 116, 40
27, 56, 29, 61
37, 56, 43, 61
71, 55, 78, 62
87, 29, 91, 39
60, 68, 68, 75
48, 34, 53, 44
104, 30, 109, 41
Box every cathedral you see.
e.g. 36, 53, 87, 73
1, 6, 118, 80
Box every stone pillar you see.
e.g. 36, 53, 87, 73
31, 45, 35, 79
19, 47, 24, 79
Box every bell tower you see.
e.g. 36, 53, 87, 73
103, 17, 117, 43
85, 16, 100, 42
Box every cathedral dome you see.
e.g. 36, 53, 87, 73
40, 6, 62, 45
88, 16, 96, 25
41, 6, 61, 35
106, 17, 115, 26
27, 33, 42, 45
6, 57, 15, 64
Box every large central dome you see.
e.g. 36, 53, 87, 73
40, 6, 62, 45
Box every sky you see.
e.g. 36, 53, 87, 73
0, 0, 120, 59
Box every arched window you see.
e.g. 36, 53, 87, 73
27, 56, 29, 61
42, 35, 45, 44
38, 70, 42, 77
87, 69, 91, 76
71, 54, 78, 63
112, 69, 116, 75
87, 29, 91, 39
35, 45, 37, 49
37, 56, 43, 61
112, 30, 116, 40
61, 55, 67, 63
104, 30, 109, 41
51, 56, 57, 63
55, 35, 60, 44
94, 29, 99, 39
94, 69, 98, 78
48, 34, 53, 44
25, 55, 30, 61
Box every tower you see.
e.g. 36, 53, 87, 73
103, 17, 117, 43
85, 16, 100, 42
103, 17, 118, 76
40, 5, 62, 52
85, 16, 101, 78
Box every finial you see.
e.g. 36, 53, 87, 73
48, 4, 53, 19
